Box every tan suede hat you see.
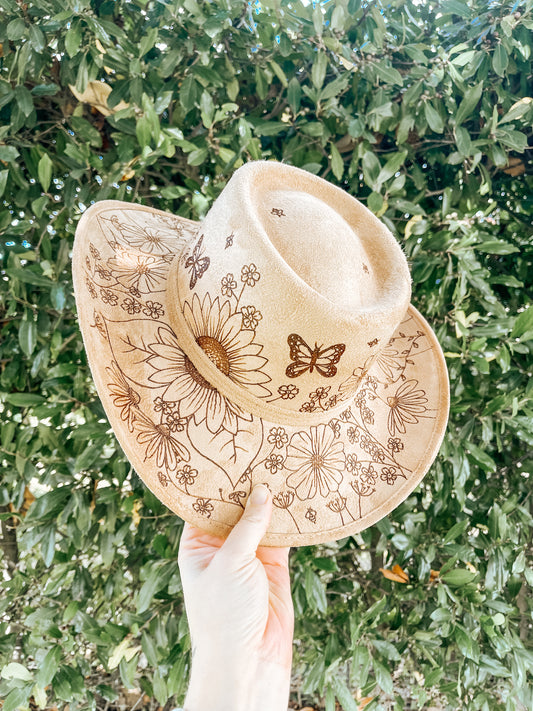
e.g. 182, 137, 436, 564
72, 161, 449, 546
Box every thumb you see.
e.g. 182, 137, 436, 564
221, 485, 272, 560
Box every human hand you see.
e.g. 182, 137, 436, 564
178, 484, 294, 711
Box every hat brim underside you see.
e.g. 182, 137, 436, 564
73, 201, 449, 547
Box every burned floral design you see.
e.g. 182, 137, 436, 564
86, 277, 97, 298
241, 263, 260, 287
108, 249, 168, 293
107, 215, 179, 255
273, 491, 295, 509
285, 424, 345, 500
142, 300, 164, 319
388, 437, 404, 453
106, 361, 141, 433
387, 379, 429, 436
121, 296, 142, 314
267, 427, 288, 449
193, 498, 214, 518
176, 464, 198, 487
158, 471, 170, 487
134, 412, 190, 470
264, 454, 284, 474
221, 273, 237, 297
241, 305, 262, 330
277, 384, 299, 400
305, 507, 317, 524
380, 467, 398, 485
146, 293, 271, 434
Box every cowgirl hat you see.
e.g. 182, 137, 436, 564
72, 161, 449, 546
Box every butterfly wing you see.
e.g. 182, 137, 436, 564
185, 235, 210, 289
286, 334, 313, 378
314, 343, 346, 378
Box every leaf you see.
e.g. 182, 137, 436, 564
373, 657, 394, 695
441, 568, 477, 586
3, 687, 32, 711
15, 85, 33, 117
200, 90, 214, 128
362, 151, 381, 189
41, 525, 56, 566
0, 168, 8, 197
375, 62, 403, 86
65, 23, 82, 57
474, 240, 519, 255
332, 676, 358, 711
287, 76, 302, 114
1, 662, 33, 681
455, 126, 472, 155
5, 393, 46, 406
424, 102, 444, 133
499, 97, 533, 124
443, 519, 470, 544
371, 639, 401, 661
35, 647, 61, 688
330, 143, 343, 180
492, 44, 509, 77
379, 565, 409, 583
0, 145, 20, 162
378, 150, 407, 184
312, 51, 327, 89
70, 81, 129, 116
455, 82, 483, 126
19, 318, 37, 357
511, 306, 533, 339
37, 153, 53, 193
108, 637, 141, 670
269, 60, 288, 88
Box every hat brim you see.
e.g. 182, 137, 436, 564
73, 200, 449, 547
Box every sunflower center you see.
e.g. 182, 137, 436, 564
311, 454, 325, 470
387, 396, 399, 408
197, 335, 230, 376
184, 355, 215, 390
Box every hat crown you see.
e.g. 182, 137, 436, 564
169, 162, 411, 423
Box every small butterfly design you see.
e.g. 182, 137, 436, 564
286, 333, 346, 379
368, 338, 379, 347
185, 234, 210, 289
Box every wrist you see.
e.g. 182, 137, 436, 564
184, 650, 291, 711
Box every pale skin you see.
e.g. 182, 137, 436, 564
178, 484, 294, 711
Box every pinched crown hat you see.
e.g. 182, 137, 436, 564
72, 161, 449, 546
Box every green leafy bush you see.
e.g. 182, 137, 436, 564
0, 1, 532, 709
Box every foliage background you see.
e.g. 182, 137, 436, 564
0, 0, 532, 709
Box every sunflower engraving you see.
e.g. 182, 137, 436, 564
387, 379, 429, 435
285, 424, 345, 500
146, 293, 271, 435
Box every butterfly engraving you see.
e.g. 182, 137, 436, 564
286, 334, 346, 379
185, 234, 210, 289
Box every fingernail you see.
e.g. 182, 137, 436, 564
250, 485, 269, 506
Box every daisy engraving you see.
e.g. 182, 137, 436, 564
387, 379, 429, 435
285, 424, 345, 500
106, 361, 140, 433
134, 412, 190, 470
107, 215, 179, 254
146, 294, 271, 434
108, 248, 168, 293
